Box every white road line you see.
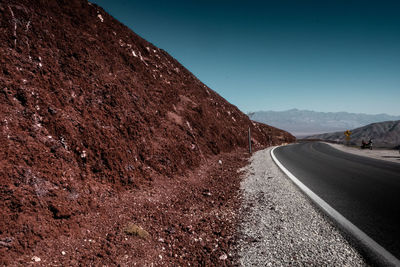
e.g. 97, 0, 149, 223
271, 146, 400, 267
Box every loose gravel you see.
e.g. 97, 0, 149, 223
236, 147, 367, 266
326, 142, 400, 164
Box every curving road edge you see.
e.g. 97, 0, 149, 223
271, 146, 400, 267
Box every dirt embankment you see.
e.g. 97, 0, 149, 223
0, 0, 295, 264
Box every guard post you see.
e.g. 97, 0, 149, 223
248, 127, 252, 154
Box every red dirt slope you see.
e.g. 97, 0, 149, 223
0, 0, 295, 265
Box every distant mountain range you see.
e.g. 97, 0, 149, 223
248, 109, 400, 137
306, 120, 400, 148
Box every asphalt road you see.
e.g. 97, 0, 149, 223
274, 142, 400, 260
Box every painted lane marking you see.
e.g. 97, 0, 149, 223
271, 146, 400, 267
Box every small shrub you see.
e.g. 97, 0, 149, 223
124, 223, 150, 239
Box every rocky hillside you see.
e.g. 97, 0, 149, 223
0, 0, 294, 264
249, 109, 400, 137
306, 120, 400, 148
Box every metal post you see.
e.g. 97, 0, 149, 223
248, 127, 252, 154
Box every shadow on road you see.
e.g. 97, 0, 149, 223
381, 156, 400, 159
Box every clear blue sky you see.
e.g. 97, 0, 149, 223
93, 0, 400, 115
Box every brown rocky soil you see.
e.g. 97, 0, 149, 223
0, 0, 295, 265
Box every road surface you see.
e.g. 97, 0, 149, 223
274, 142, 400, 260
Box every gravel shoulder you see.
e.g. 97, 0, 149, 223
325, 142, 400, 164
236, 147, 367, 266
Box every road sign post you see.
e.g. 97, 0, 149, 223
344, 130, 352, 146
248, 127, 252, 154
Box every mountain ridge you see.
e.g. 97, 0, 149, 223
248, 109, 400, 137
306, 120, 400, 148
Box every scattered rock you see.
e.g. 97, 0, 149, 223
0, 237, 13, 248
48, 204, 71, 220
202, 189, 212, 196
31, 256, 41, 262
219, 253, 228, 260
165, 227, 176, 234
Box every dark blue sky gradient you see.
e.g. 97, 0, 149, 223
93, 0, 400, 115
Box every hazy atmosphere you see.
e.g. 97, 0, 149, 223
93, 0, 400, 115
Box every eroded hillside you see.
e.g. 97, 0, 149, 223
0, 0, 294, 264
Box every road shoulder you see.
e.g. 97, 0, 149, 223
325, 142, 400, 164
236, 147, 366, 266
